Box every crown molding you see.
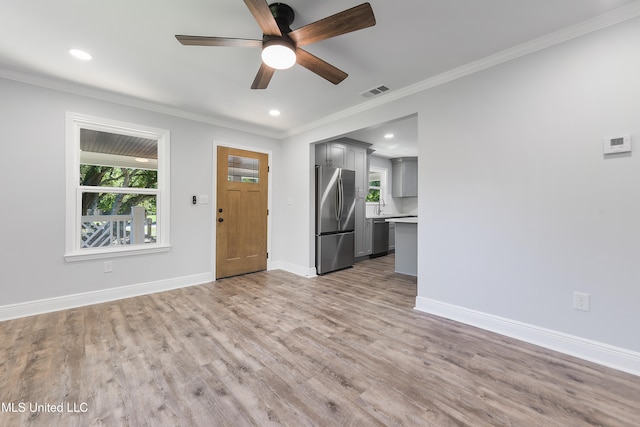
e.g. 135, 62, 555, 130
0, 68, 282, 139
3, 1, 640, 141
283, 1, 640, 139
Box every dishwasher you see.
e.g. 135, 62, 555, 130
372, 219, 389, 257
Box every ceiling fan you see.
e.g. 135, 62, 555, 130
175, 1, 376, 89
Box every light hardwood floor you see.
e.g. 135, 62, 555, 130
1, 255, 638, 426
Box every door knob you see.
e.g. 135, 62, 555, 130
218, 218, 224, 222
218, 208, 223, 213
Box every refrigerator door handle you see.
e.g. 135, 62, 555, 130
337, 177, 344, 222
336, 178, 340, 221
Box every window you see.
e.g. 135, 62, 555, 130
366, 168, 387, 203
65, 113, 170, 261
227, 155, 260, 183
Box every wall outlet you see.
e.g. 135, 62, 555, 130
573, 291, 590, 311
104, 261, 113, 273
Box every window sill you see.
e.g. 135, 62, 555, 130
64, 244, 171, 262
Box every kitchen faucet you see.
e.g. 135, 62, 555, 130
376, 197, 386, 215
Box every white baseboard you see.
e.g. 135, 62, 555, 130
415, 296, 640, 377
0, 272, 213, 322
269, 260, 317, 278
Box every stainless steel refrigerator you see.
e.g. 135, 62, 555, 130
315, 165, 356, 275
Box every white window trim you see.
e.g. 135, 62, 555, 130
65, 112, 171, 262
366, 167, 388, 205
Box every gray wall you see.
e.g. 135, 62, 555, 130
0, 78, 280, 308
280, 16, 640, 361
418, 16, 640, 352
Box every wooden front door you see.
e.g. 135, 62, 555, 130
216, 146, 269, 279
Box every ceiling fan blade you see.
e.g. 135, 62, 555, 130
175, 35, 262, 48
296, 49, 347, 85
289, 3, 375, 47
243, 0, 282, 36
251, 62, 276, 89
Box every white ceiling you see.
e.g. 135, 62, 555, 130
1, 0, 637, 145
345, 114, 418, 159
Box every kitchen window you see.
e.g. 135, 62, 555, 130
366, 168, 387, 203
65, 113, 171, 261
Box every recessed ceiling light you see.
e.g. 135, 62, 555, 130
69, 49, 92, 61
269, 109, 281, 117
135, 158, 149, 163
384, 133, 394, 139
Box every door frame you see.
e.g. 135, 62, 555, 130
211, 142, 273, 280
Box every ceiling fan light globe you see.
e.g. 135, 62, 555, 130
261, 43, 296, 70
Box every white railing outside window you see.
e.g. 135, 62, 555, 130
80, 206, 150, 248
65, 112, 171, 261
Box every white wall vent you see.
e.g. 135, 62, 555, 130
360, 85, 390, 98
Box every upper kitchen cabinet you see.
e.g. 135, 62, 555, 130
315, 142, 347, 169
392, 157, 418, 197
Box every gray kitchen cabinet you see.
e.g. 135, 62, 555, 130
351, 145, 371, 257
355, 210, 369, 257
392, 157, 418, 197
315, 142, 347, 168
349, 146, 368, 200
354, 198, 367, 257
388, 222, 396, 250
364, 218, 373, 255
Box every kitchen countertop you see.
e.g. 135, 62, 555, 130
366, 214, 417, 220
385, 217, 418, 224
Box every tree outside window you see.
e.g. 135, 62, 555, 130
65, 113, 170, 260
81, 165, 157, 217
366, 169, 386, 202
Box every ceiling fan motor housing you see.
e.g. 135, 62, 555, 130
262, 34, 295, 51
262, 2, 297, 69
268, 3, 295, 33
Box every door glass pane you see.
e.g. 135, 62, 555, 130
228, 155, 259, 183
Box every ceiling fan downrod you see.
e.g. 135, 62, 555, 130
268, 3, 295, 33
